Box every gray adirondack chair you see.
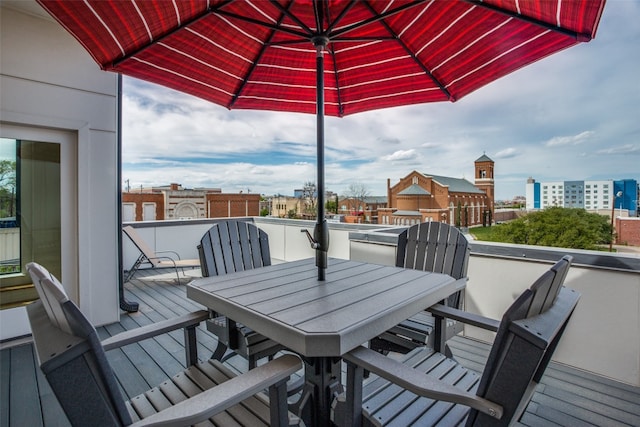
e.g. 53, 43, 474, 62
26, 262, 301, 427
123, 225, 200, 285
197, 220, 285, 369
337, 255, 578, 427
371, 222, 470, 354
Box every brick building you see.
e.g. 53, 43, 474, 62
379, 155, 495, 227
265, 195, 301, 218
122, 183, 260, 221
616, 217, 640, 246
338, 196, 387, 224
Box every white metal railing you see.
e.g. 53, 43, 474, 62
124, 217, 640, 388
0, 228, 19, 265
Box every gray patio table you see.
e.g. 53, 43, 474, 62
186, 257, 465, 427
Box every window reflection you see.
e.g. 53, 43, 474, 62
0, 137, 61, 309
0, 138, 18, 274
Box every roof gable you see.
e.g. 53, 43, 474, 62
475, 154, 493, 163
398, 184, 431, 196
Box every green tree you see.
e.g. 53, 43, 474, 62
325, 199, 337, 214
487, 207, 611, 250
0, 160, 16, 218
259, 208, 269, 216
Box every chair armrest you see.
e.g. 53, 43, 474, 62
428, 304, 500, 332
102, 310, 210, 351
344, 346, 502, 420
128, 354, 302, 427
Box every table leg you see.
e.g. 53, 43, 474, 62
299, 357, 343, 427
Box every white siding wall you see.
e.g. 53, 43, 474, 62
1, 2, 120, 337
540, 181, 565, 208
584, 180, 613, 210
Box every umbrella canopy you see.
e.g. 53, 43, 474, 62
37, 0, 605, 279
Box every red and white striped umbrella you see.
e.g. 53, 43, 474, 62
37, 0, 605, 278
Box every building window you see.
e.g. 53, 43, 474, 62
143, 203, 156, 221
122, 203, 135, 221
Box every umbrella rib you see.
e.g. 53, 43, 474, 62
327, 46, 344, 117
330, 0, 428, 40
329, 37, 396, 43
214, 9, 310, 40
463, 0, 594, 41
269, 0, 314, 36
325, 0, 357, 34
228, 2, 297, 109
361, 2, 452, 101
111, 2, 230, 67
314, 0, 324, 35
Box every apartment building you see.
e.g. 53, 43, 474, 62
526, 177, 638, 215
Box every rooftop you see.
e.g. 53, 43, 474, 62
428, 174, 486, 194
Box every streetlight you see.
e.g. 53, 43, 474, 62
609, 191, 623, 251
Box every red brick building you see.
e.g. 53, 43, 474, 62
616, 217, 640, 246
338, 196, 388, 224
122, 183, 260, 221
379, 155, 495, 227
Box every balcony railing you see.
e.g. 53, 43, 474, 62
123, 217, 640, 388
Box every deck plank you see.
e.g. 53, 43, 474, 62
8, 344, 43, 427
1, 346, 10, 427
34, 367, 70, 427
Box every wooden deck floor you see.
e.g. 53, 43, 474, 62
2, 269, 639, 427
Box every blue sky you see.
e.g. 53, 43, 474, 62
121, 1, 639, 201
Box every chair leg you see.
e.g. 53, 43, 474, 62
171, 262, 181, 285
268, 378, 290, 426
344, 361, 364, 427
211, 341, 229, 361
184, 324, 198, 366
124, 254, 145, 282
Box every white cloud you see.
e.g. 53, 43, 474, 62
381, 149, 418, 161
544, 131, 595, 147
120, 2, 640, 200
596, 144, 640, 155
494, 148, 519, 159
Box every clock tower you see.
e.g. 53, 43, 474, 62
474, 154, 495, 222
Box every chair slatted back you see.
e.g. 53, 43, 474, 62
26, 262, 132, 427
396, 222, 469, 308
467, 255, 577, 426
28, 263, 73, 335
198, 220, 271, 277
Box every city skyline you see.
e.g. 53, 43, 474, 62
121, 1, 639, 201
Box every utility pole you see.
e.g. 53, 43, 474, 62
609, 191, 623, 251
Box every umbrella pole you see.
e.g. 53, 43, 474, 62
314, 39, 329, 281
